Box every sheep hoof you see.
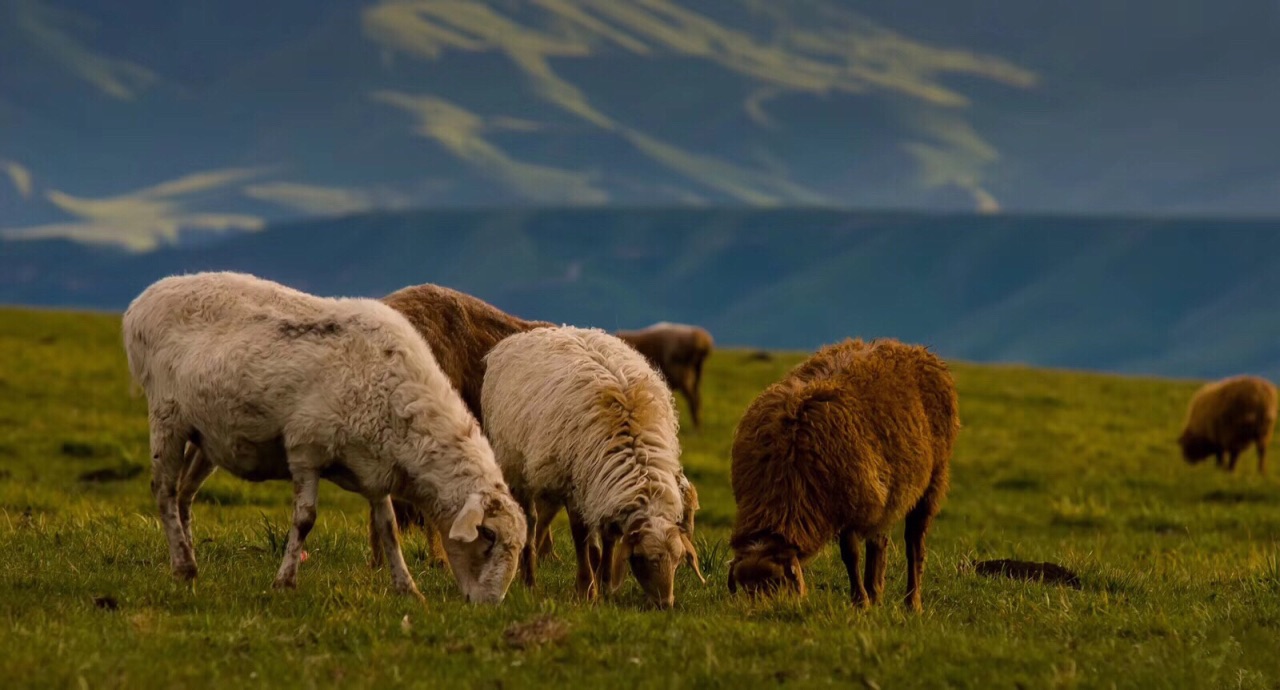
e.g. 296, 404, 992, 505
172, 563, 198, 581
272, 577, 298, 591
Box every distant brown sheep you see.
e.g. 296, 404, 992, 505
1178, 375, 1277, 474
727, 338, 958, 611
372, 284, 552, 566
616, 323, 713, 427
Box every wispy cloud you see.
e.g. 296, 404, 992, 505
372, 90, 610, 203
362, 1, 1032, 204
1, 167, 267, 251
243, 182, 379, 216
13, 0, 157, 100
1, 160, 33, 199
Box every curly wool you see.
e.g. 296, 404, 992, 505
730, 338, 958, 559
482, 327, 683, 528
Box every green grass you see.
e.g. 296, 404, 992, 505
3, 306, 1280, 688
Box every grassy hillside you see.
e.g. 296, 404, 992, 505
3, 307, 1280, 687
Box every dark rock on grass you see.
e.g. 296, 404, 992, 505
77, 462, 144, 483
93, 596, 119, 611
1202, 489, 1269, 504
966, 559, 1082, 589
60, 441, 102, 458
503, 615, 569, 650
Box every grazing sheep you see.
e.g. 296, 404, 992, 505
727, 338, 958, 611
123, 272, 527, 603
482, 326, 699, 609
617, 323, 713, 428
373, 283, 552, 566
1178, 375, 1277, 474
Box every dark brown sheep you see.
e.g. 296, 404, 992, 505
371, 284, 552, 566
616, 323, 714, 427
727, 338, 958, 611
1178, 375, 1277, 474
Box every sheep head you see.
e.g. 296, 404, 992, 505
612, 514, 697, 609
727, 542, 806, 598
1177, 431, 1216, 464
440, 489, 527, 604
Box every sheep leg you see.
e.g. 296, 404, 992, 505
863, 533, 889, 605
368, 509, 385, 569
518, 496, 539, 588
838, 528, 870, 607
1257, 440, 1268, 475
176, 443, 216, 550
599, 531, 620, 596
1214, 451, 1225, 468
150, 423, 198, 581
1227, 450, 1241, 472
273, 469, 319, 590
568, 509, 598, 600
903, 502, 936, 613
534, 496, 561, 562
689, 359, 705, 428
369, 496, 424, 601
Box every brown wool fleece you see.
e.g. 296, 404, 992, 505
729, 338, 959, 560
616, 324, 714, 427
1179, 375, 1277, 464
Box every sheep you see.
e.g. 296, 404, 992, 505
481, 326, 699, 609
616, 322, 713, 428
727, 338, 958, 612
1178, 375, 1277, 474
371, 283, 552, 566
122, 272, 527, 603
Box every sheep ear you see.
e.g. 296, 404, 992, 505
448, 493, 486, 542
680, 532, 706, 584
783, 555, 807, 596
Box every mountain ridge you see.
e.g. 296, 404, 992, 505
4, 206, 1278, 381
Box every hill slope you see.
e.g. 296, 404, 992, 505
2, 0, 1279, 249
4, 208, 1279, 380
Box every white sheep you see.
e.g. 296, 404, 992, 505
481, 326, 699, 608
122, 272, 526, 603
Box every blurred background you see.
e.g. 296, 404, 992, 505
3, 0, 1279, 378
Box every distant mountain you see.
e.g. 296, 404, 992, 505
5, 207, 1280, 381
2, 0, 1279, 249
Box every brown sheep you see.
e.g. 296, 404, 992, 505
371, 284, 552, 566
1178, 375, 1277, 474
727, 338, 958, 611
616, 323, 713, 428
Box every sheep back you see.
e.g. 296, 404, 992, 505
730, 338, 958, 558
482, 326, 683, 527
382, 284, 552, 424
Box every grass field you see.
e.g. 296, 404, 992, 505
3, 306, 1280, 688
